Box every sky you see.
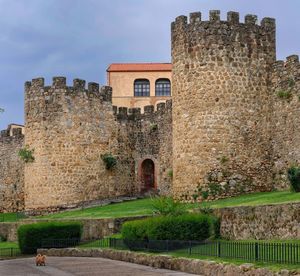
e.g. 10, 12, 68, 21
0, 0, 299, 129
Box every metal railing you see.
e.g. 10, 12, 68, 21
41, 238, 81, 249
75, 238, 300, 265
0, 248, 21, 258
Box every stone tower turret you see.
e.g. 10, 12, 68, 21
24, 77, 117, 210
171, 11, 276, 200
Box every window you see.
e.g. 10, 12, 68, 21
134, 79, 150, 97
155, 79, 171, 96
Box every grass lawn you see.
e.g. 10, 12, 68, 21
193, 190, 300, 209
0, 242, 19, 249
38, 198, 155, 219
1, 191, 299, 221
37, 191, 300, 220
0, 212, 26, 223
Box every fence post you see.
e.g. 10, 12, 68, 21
10, 248, 13, 257
189, 241, 192, 255
255, 242, 258, 262
218, 241, 221, 257
166, 240, 169, 252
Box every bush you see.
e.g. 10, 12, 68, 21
121, 219, 149, 241
122, 214, 212, 241
0, 235, 7, 242
150, 196, 186, 216
18, 146, 35, 163
17, 222, 83, 254
287, 166, 300, 192
277, 90, 292, 100
101, 153, 117, 170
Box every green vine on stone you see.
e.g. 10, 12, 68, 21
149, 123, 158, 131
167, 169, 173, 179
101, 153, 117, 170
219, 155, 229, 165
18, 146, 35, 163
277, 90, 292, 100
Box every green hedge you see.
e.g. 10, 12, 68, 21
18, 222, 83, 254
121, 214, 213, 241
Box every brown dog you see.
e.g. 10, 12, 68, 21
35, 254, 46, 266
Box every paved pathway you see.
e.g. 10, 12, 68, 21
0, 257, 199, 276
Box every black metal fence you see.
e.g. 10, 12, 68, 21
0, 248, 21, 258
74, 238, 300, 265
41, 238, 81, 249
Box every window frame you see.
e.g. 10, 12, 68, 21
134, 79, 150, 97
155, 78, 171, 96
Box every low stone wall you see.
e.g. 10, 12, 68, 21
0, 216, 148, 242
37, 248, 298, 276
216, 202, 300, 240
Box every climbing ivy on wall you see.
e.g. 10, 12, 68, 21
101, 153, 117, 170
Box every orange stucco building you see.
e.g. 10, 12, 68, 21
107, 63, 172, 110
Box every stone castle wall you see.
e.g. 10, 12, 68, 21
114, 100, 173, 195
216, 202, 300, 240
1, 10, 300, 212
20, 76, 173, 211
171, 11, 276, 200
271, 55, 300, 190
0, 127, 24, 212
24, 77, 136, 211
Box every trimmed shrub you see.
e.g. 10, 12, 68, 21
122, 214, 212, 241
121, 219, 149, 241
18, 222, 83, 254
287, 166, 300, 192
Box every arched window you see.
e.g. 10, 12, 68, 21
134, 79, 150, 97
155, 78, 171, 96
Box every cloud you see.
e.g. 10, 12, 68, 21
0, 0, 299, 129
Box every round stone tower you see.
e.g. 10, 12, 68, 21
171, 11, 276, 200
24, 77, 117, 210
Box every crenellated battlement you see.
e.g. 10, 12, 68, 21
25, 77, 112, 102
171, 11, 276, 66
172, 10, 275, 30
272, 55, 300, 78
113, 100, 172, 121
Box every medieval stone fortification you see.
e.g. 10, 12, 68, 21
0, 10, 299, 212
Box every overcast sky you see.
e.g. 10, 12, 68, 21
0, 0, 299, 129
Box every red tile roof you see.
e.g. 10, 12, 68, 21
107, 63, 172, 72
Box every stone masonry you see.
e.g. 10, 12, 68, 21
23, 78, 172, 211
172, 11, 276, 200
215, 202, 300, 240
0, 126, 24, 212
0, 10, 299, 211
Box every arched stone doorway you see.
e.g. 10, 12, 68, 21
141, 159, 155, 191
